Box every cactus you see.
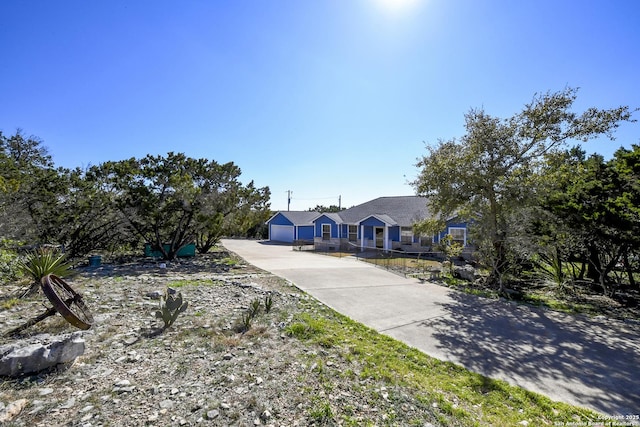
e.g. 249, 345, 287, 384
155, 287, 188, 329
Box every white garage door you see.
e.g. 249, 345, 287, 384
270, 225, 294, 243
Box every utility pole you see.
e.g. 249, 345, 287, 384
338, 195, 341, 210
287, 190, 292, 211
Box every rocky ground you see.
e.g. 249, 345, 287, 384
0, 249, 441, 427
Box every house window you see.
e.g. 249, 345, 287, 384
348, 225, 357, 242
322, 224, 331, 241
419, 235, 432, 247
448, 227, 466, 246
401, 227, 413, 244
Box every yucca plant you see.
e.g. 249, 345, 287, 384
19, 247, 73, 297
264, 293, 273, 313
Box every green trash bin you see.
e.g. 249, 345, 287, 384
88, 255, 102, 267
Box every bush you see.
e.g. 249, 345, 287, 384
0, 239, 23, 283
0, 248, 22, 282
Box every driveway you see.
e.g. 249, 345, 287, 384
222, 239, 640, 416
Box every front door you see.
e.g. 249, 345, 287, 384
375, 227, 384, 248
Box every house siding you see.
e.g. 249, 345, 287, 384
361, 217, 386, 227
314, 215, 339, 239
269, 213, 294, 226
435, 221, 468, 242
389, 226, 400, 241
297, 226, 314, 241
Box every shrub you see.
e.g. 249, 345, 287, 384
0, 244, 22, 282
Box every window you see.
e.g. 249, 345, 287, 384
401, 227, 413, 244
419, 235, 432, 247
322, 224, 331, 241
448, 227, 466, 246
348, 225, 358, 242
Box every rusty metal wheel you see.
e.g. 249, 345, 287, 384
41, 274, 94, 330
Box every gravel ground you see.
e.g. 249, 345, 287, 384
0, 250, 441, 427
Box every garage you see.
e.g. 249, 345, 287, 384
266, 211, 319, 244
270, 224, 295, 243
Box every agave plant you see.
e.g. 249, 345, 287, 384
19, 247, 73, 297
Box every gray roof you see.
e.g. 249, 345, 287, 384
269, 196, 433, 227
268, 211, 318, 226
338, 196, 431, 226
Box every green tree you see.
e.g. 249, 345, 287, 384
542, 145, 640, 295
51, 168, 129, 257
194, 180, 271, 253
96, 152, 270, 259
414, 88, 635, 291
0, 130, 59, 243
308, 204, 344, 213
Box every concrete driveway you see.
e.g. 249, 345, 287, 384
222, 239, 640, 416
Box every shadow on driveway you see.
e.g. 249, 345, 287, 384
423, 291, 640, 415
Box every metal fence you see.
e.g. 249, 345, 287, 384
304, 241, 447, 279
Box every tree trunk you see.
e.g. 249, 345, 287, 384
586, 243, 601, 283
623, 252, 638, 290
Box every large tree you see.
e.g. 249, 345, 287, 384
0, 130, 59, 242
414, 88, 635, 290
95, 152, 270, 260
542, 145, 640, 295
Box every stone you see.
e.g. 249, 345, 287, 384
453, 264, 478, 282
0, 399, 28, 423
206, 409, 220, 420
160, 400, 174, 409
0, 333, 85, 377
145, 290, 163, 300
59, 397, 76, 409
38, 387, 55, 396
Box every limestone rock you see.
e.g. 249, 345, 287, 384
453, 264, 478, 282
0, 399, 27, 423
0, 332, 85, 377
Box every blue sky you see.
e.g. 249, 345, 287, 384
1, 1, 638, 211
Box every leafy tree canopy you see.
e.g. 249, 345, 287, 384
93, 152, 270, 259
413, 87, 636, 289
308, 204, 344, 213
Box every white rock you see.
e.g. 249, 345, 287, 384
0, 399, 28, 423
38, 388, 55, 396
159, 400, 174, 409
0, 333, 85, 377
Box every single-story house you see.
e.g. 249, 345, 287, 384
266, 196, 469, 252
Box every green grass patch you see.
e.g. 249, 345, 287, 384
1, 297, 20, 310
286, 307, 599, 426
221, 257, 239, 267
167, 279, 218, 288
521, 291, 600, 316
